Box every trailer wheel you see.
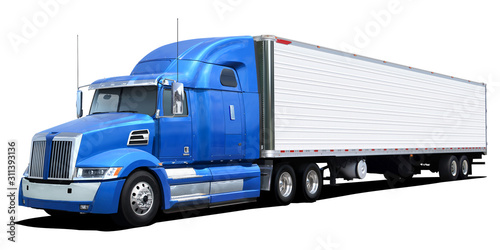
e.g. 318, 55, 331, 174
112, 170, 160, 227
297, 163, 322, 202
272, 164, 296, 205
439, 155, 459, 181
458, 155, 470, 179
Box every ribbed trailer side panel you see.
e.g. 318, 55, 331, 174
270, 39, 486, 156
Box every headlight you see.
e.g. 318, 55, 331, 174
74, 167, 122, 180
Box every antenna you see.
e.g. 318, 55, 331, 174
176, 18, 179, 82
77, 34, 79, 89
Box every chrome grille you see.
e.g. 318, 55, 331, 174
49, 141, 73, 179
29, 141, 46, 178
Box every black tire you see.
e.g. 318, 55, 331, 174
111, 170, 160, 227
458, 155, 470, 179
297, 163, 322, 202
439, 155, 459, 181
272, 164, 296, 205
45, 209, 77, 217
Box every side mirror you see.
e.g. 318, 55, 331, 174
76, 90, 83, 118
172, 81, 184, 115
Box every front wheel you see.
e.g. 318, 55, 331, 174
112, 170, 160, 227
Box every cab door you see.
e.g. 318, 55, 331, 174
222, 91, 244, 158
158, 88, 192, 162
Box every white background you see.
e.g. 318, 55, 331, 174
1, 0, 499, 249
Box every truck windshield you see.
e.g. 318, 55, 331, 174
89, 86, 157, 116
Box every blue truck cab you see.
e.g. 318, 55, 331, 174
20, 36, 264, 226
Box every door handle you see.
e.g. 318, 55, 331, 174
229, 105, 235, 120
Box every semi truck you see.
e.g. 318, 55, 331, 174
19, 35, 487, 227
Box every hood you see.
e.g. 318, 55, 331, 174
41, 113, 155, 162
43, 113, 154, 134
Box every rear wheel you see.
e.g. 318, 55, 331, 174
458, 155, 470, 179
439, 155, 459, 181
272, 164, 296, 205
297, 163, 322, 202
112, 170, 160, 227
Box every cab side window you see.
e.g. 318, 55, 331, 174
220, 68, 238, 87
163, 89, 188, 116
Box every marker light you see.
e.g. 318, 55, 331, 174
276, 39, 292, 45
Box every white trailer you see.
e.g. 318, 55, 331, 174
254, 35, 486, 204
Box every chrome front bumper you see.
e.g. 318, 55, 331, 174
22, 178, 101, 202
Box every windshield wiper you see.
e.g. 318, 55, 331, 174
90, 112, 110, 115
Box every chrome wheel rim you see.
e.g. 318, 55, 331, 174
461, 160, 468, 176
130, 181, 154, 216
450, 161, 458, 176
306, 170, 319, 195
279, 172, 293, 198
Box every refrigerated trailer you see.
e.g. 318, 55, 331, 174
19, 35, 487, 227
